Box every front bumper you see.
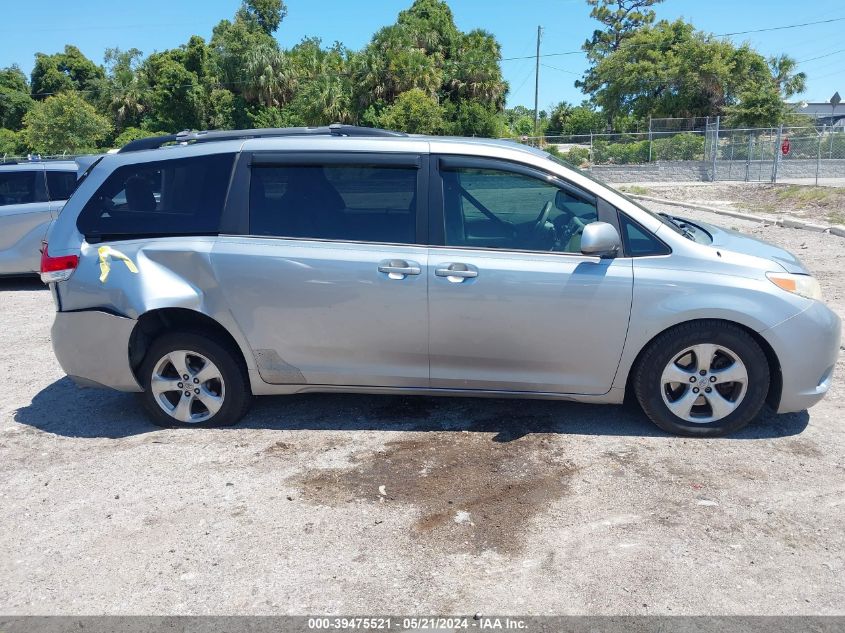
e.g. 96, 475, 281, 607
761, 300, 841, 413
51, 310, 142, 391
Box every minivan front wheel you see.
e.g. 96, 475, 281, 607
634, 321, 770, 437
139, 331, 252, 428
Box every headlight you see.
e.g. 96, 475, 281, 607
766, 272, 822, 300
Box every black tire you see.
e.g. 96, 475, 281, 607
138, 330, 252, 428
633, 320, 770, 437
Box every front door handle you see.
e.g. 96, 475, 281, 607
435, 263, 478, 283
378, 259, 421, 280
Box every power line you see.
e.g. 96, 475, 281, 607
541, 63, 579, 75
797, 48, 845, 64
502, 15, 845, 62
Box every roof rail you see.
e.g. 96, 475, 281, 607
117, 124, 407, 153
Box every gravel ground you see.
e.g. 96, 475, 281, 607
621, 182, 845, 226
1, 200, 844, 616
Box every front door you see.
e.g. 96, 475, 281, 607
428, 158, 633, 395
213, 154, 430, 388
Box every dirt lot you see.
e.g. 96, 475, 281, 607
1, 197, 844, 615
620, 182, 845, 226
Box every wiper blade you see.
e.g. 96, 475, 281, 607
659, 213, 695, 239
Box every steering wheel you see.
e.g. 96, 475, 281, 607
530, 201, 553, 240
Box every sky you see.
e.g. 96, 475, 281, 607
0, 0, 843, 110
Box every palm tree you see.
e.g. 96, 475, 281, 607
769, 54, 807, 99
243, 44, 296, 107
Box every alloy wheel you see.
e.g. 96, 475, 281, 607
660, 343, 748, 424
150, 350, 225, 424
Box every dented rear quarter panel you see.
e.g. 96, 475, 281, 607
56, 237, 259, 377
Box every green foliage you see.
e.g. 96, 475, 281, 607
769, 54, 806, 99
22, 92, 111, 153
0, 85, 34, 131
725, 82, 792, 128
651, 132, 704, 160
142, 51, 204, 131
0, 128, 24, 155
580, 0, 663, 96
447, 100, 502, 137
548, 101, 605, 135
30, 45, 105, 99
560, 145, 591, 167
237, 0, 288, 35
0, 0, 809, 157
379, 88, 446, 134
113, 126, 167, 147
586, 19, 775, 122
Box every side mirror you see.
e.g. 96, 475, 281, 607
580, 222, 622, 258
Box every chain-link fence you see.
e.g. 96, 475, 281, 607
516, 119, 845, 184
1, 153, 80, 164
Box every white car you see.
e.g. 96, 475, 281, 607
0, 159, 78, 276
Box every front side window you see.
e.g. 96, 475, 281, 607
46, 170, 78, 201
249, 164, 417, 244
77, 153, 235, 240
0, 171, 40, 207
442, 167, 598, 253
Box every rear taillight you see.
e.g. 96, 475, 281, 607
40, 241, 78, 283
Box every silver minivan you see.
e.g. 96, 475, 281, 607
42, 126, 841, 436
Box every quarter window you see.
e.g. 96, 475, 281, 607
46, 170, 78, 201
77, 154, 235, 240
249, 164, 417, 244
442, 167, 598, 253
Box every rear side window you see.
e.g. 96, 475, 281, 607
77, 154, 235, 240
249, 164, 417, 244
0, 170, 43, 206
46, 170, 78, 201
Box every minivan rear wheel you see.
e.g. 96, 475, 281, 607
139, 331, 252, 428
633, 321, 770, 437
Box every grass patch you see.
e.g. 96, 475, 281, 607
827, 211, 845, 225
774, 185, 842, 207
620, 185, 650, 195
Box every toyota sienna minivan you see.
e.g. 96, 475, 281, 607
41, 125, 841, 436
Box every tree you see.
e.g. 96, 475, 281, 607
379, 88, 445, 134
236, 0, 288, 35
103, 48, 146, 131
211, 3, 281, 89
0, 66, 34, 130
769, 54, 806, 98
585, 19, 775, 122
548, 101, 606, 135
725, 83, 792, 128
30, 45, 105, 99
579, 0, 664, 96
243, 44, 296, 107
141, 51, 204, 131
22, 92, 111, 153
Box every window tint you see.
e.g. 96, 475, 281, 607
619, 214, 670, 256
46, 170, 78, 201
0, 171, 38, 206
77, 154, 235, 240
442, 167, 598, 253
250, 164, 417, 244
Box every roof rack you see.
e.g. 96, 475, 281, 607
118, 124, 408, 153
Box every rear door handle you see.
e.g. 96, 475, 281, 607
435, 263, 478, 282
378, 259, 421, 280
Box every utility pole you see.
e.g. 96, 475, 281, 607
533, 25, 543, 140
